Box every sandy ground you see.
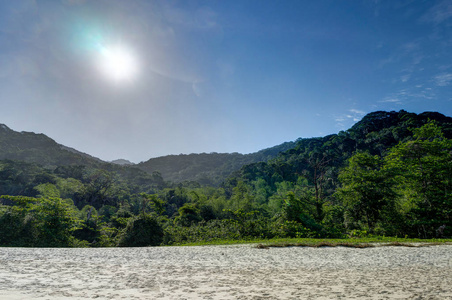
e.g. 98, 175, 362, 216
0, 245, 451, 299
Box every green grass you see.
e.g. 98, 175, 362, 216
172, 236, 452, 248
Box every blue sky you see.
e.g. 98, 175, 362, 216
1, 0, 451, 163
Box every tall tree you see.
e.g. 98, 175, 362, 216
336, 152, 396, 232
385, 122, 452, 237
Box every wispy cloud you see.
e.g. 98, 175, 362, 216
379, 98, 402, 104
378, 41, 424, 85
400, 74, 410, 82
349, 109, 365, 115
434, 73, 452, 86
379, 84, 437, 108
335, 109, 366, 129
420, 0, 452, 24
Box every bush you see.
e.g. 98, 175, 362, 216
270, 220, 316, 238
117, 214, 163, 247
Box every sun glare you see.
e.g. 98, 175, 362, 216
98, 45, 138, 82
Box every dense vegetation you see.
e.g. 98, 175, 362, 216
0, 124, 101, 168
135, 141, 296, 185
0, 110, 451, 247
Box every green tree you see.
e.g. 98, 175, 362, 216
229, 181, 255, 212
0, 196, 37, 246
304, 151, 332, 221
34, 183, 60, 198
385, 122, 452, 237
81, 170, 116, 209
33, 197, 80, 247
281, 191, 321, 233
175, 203, 201, 226
140, 193, 166, 215
117, 214, 163, 247
0, 196, 80, 247
336, 152, 397, 233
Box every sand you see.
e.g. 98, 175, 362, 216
0, 244, 451, 299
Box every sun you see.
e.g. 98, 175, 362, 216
98, 45, 138, 82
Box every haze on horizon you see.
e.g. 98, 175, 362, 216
1, 0, 452, 163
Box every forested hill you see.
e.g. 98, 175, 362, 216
0, 124, 166, 195
132, 110, 451, 186
0, 122, 295, 186
227, 110, 452, 188
136, 141, 296, 186
0, 124, 103, 168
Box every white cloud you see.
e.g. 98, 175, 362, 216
400, 74, 410, 82
349, 109, 365, 115
379, 98, 401, 103
334, 109, 366, 129
421, 0, 452, 24
378, 84, 437, 108
402, 42, 420, 52
434, 73, 452, 86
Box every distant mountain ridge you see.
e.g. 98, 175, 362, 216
0, 124, 103, 168
1, 110, 451, 186
0, 124, 166, 192
111, 159, 135, 166
0, 123, 295, 185
135, 141, 296, 185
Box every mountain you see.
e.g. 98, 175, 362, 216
0, 124, 103, 168
111, 159, 135, 166
136, 111, 452, 186
0, 123, 295, 186
0, 124, 166, 192
227, 110, 452, 188
135, 141, 296, 186
2, 110, 451, 188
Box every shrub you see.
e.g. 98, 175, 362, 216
117, 214, 163, 247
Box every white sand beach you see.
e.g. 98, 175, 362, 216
0, 244, 451, 299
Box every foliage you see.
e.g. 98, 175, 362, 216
136, 141, 296, 186
336, 152, 397, 232
175, 203, 202, 226
1, 111, 452, 247
0, 195, 79, 247
117, 213, 164, 247
385, 122, 452, 237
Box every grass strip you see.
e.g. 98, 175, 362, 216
172, 237, 452, 247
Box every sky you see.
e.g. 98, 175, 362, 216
1, 0, 452, 163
